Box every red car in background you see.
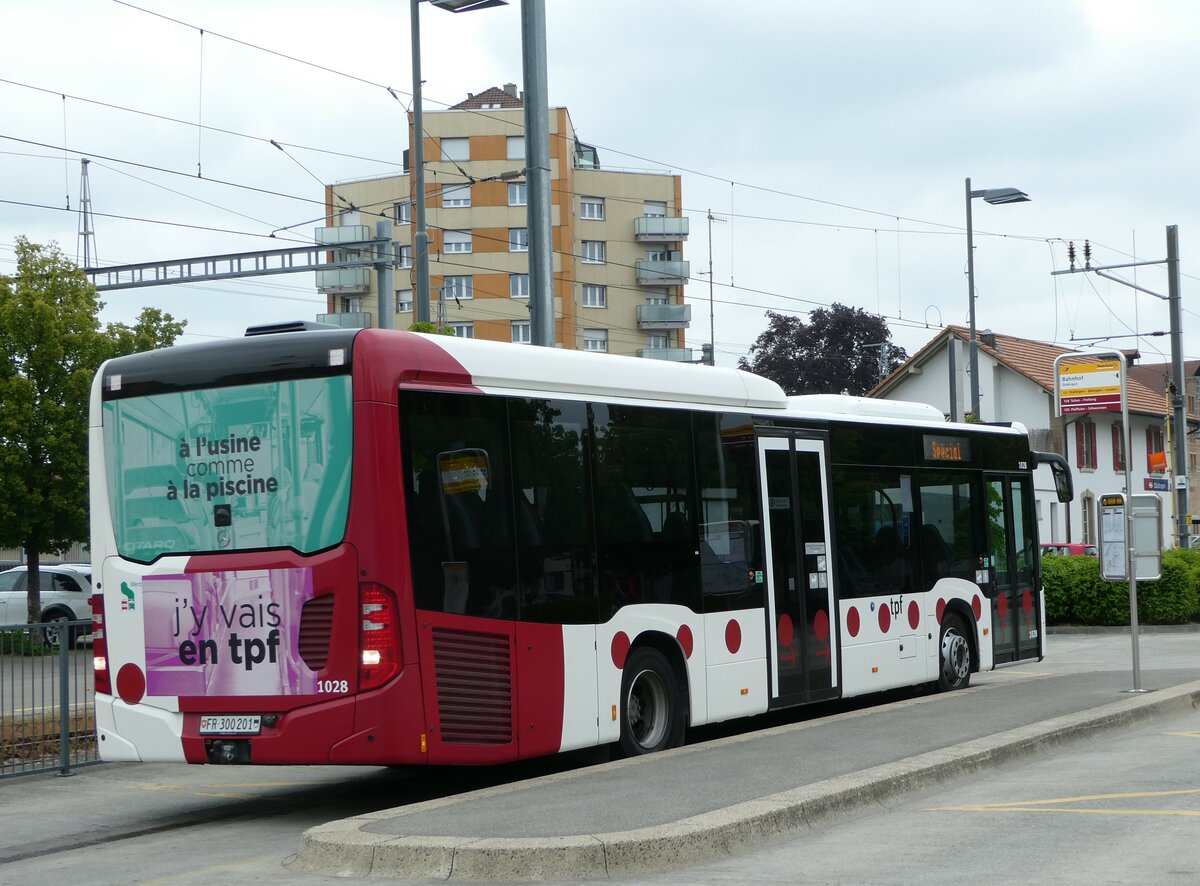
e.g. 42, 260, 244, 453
1040, 543, 1097, 557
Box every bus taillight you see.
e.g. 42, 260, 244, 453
91, 593, 110, 696
359, 583, 400, 691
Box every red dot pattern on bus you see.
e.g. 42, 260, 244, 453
936, 598, 946, 623
610, 631, 630, 669
676, 624, 694, 659
778, 614, 794, 647
997, 593, 1009, 617
725, 618, 742, 654
877, 603, 891, 633
1022, 589, 1033, 615
972, 595, 982, 620
813, 609, 829, 643
847, 606, 860, 637
907, 600, 920, 630
117, 663, 146, 705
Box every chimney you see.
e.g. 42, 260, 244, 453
503, 82, 517, 97
980, 330, 997, 349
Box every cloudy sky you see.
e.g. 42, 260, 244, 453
3, 0, 1199, 369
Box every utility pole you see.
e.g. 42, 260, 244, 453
1052, 225, 1189, 548
76, 158, 96, 268
705, 209, 726, 366
522, 0, 555, 347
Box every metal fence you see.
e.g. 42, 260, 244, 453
0, 618, 100, 779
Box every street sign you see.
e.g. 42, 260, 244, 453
1097, 492, 1163, 583
1144, 477, 1170, 492
1057, 360, 1122, 414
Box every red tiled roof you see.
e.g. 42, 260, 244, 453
449, 86, 523, 110
871, 325, 1171, 417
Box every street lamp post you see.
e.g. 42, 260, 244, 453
409, 0, 508, 325
965, 177, 1029, 419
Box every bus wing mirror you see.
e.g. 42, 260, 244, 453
1033, 451, 1073, 504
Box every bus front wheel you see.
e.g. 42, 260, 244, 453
619, 647, 686, 756
937, 614, 972, 692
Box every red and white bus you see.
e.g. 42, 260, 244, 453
89, 323, 1070, 765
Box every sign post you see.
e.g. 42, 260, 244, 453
1054, 351, 1147, 692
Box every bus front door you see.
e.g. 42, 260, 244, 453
985, 474, 1041, 663
757, 434, 838, 706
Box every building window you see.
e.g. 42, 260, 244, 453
582, 284, 606, 308
1075, 419, 1097, 470
1147, 425, 1166, 473
643, 200, 667, 218
510, 273, 530, 299
581, 196, 605, 220
450, 322, 474, 339
644, 288, 669, 306
341, 295, 362, 313
507, 136, 525, 160
511, 321, 531, 344
442, 182, 471, 208
581, 240, 605, 264
394, 202, 411, 224
397, 245, 413, 269
443, 275, 473, 301
1111, 422, 1125, 471
443, 230, 472, 254
396, 289, 413, 313
508, 182, 527, 206
646, 333, 668, 350
645, 246, 671, 262
582, 329, 607, 352
509, 228, 529, 252
440, 137, 469, 161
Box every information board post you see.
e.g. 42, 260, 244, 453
1054, 351, 1145, 692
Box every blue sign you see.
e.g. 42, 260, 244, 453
1144, 477, 1170, 492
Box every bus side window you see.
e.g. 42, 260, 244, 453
917, 473, 980, 592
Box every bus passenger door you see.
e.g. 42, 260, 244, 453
757, 434, 838, 706
985, 475, 1041, 663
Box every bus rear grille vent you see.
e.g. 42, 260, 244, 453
298, 594, 335, 671
432, 627, 513, 745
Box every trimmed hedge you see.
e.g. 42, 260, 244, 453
1042, 547, 1200, 625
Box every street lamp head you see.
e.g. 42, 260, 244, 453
976, 187, 1030, 205
429, 0, 508, 10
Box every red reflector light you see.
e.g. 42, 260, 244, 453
359, 583, 400, 691
91, 593, 111, 695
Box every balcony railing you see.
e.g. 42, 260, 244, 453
636, 304, 691, 329
316, 267, 370, 294
638, 347, 694, 362
635, 259, 690, 286
634, 216, 689, 242
316, 311, 373, 329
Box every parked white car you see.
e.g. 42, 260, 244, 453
0, 564, 93, 647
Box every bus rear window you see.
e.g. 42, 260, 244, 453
102, 376, 352, 562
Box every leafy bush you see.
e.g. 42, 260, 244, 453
0, 630, 52, 656
1042, 547, 1200, 625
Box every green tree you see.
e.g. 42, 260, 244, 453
0, 238, 185, 627
738, 305, 908, 396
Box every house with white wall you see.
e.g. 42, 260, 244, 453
870, 326, 1175, 548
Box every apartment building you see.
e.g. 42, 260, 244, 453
316, 84, 692, 359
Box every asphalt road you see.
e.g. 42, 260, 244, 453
0, 630, 1197, 884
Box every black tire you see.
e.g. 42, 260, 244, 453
937, 613, 973, 691
619, 647, 686, 756
40, 612, 74, 650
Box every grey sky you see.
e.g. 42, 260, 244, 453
3, 0, 1198, 368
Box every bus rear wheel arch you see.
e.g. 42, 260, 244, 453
619, 645, 687, 756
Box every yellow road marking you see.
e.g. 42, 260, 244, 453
1167, 731, 1200, 738
932, 788, 1200, 817
135, 854, 278, 885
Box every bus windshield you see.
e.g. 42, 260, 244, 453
102, 376, 353, 562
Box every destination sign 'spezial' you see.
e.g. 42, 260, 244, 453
923, 435, 970, 462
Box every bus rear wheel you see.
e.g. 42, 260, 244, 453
937, 614, 972, 691
620, 647, 685, 756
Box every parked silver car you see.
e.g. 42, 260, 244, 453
0, 563, 93, 647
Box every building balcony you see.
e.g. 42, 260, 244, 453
636, 304, 691, 329
634, 216, 689, 242
316, 267, 370, 294
635, 259, 690, 286
316, 311, 372, 329
638, 347, 694, 362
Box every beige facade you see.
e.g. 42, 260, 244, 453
317, 87, 691, 359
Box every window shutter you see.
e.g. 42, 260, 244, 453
1088, 423, 1097, 469
1076, 422, 1084, 468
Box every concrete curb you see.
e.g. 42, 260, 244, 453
291, 680, 1200, 881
